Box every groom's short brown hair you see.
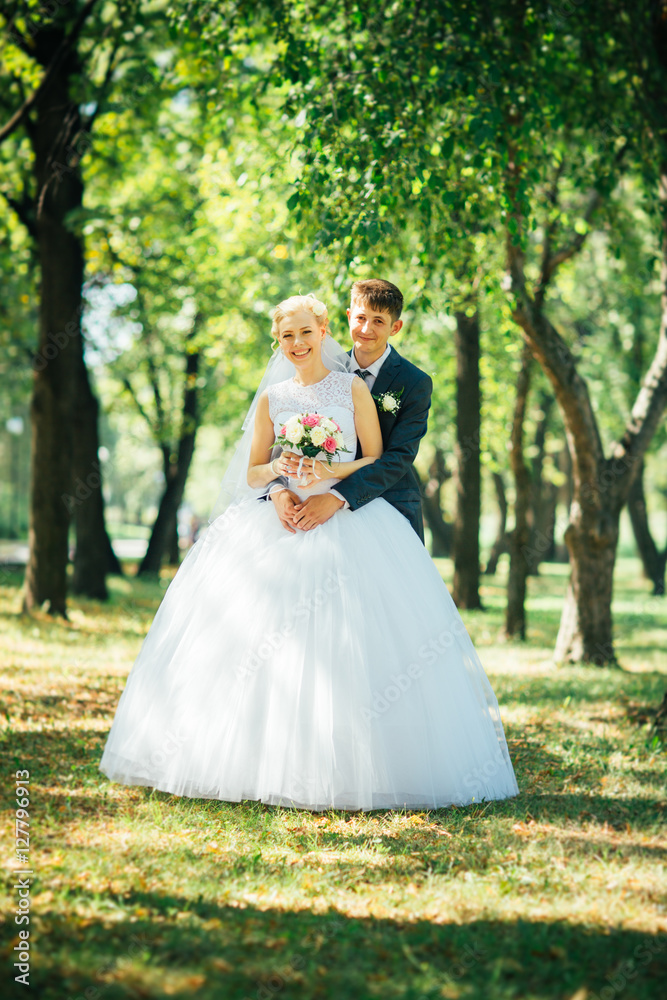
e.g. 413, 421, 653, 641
350, 279, 403, 324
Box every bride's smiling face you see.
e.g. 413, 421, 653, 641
277, 310, 326, 366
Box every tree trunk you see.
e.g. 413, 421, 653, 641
552, 195, 667, 662
104, 529, 123, 576
161, 448, 182, 565
452, 307, 483, 609
141, 450, 183, 570
23, 33, 87, 617
506, 344, 533, 639
627, 458, 667, 595
70, 363, 121, 598
506, 166, 667, 663
484, 469, 508, 575
419, 448, 452, 558
167, 514, 181, 566
531, 478, 558, 566
137, 338, 200, 576
554, 506, 621, 664
525, 392, 556, 574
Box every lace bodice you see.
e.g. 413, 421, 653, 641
268, 370, 358, 500
268, 370, 358, 419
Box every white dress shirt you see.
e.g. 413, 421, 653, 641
349, 344, 391, 392
270, 345, 391, 509
329, 345, 391, 508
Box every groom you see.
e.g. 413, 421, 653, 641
270, 278, 433, 541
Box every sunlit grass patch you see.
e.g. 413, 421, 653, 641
0, 556, 665, 998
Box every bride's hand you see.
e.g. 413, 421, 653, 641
288, 456, 319, 489
295, 459, 338, 489
313, 459, 336, 480
272, 451, 302, 479
274, 452, 321, 487
276, 456, 331, 489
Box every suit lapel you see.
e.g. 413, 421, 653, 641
369, 345, 403, 399
349, 346, 406, 456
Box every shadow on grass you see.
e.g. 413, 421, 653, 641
484, 791, 665, 830
490, 670, 667, 706
2, 724, 664, 832
4, 892, 665, 1000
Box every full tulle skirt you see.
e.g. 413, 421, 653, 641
99, 498, 518, 811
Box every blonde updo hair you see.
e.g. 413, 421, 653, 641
270, 293, 329, 342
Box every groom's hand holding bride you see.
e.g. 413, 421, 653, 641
271, 489, 344, 532
292, 493, 344, 530
270, 452, 344, 532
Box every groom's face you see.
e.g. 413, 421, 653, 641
347, 301, 403, 365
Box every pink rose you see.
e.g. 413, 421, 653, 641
324, 436, 337, 454
302, 413, 320, 428
280, 425, 286, 435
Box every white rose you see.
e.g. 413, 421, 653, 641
322, 417, 337, 433
382, 394, 398, 412
333, 431, 344, 446
310, 425, 327, 446
285, 416, 304, 444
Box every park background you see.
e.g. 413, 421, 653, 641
0, 1, 666, 999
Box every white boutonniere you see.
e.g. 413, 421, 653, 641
372, 387, 404, 414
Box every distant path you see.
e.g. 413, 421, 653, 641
0, 538, 149, 566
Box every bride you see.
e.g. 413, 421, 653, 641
99, 293, 519, 811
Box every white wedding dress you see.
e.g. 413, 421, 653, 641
100, 370, 519, 810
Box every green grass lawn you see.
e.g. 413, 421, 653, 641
0, 556, 665, 999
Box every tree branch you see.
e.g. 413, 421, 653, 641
611, 228, 667, 483
0, 186, 36, 238
507, 236, 607, 480
541, 186, 601, 286
145, 351, 166, 441
7, 73, 36, 140
537, 157, 567, 304
0, 0, 100, 148
121, 376, 154, 432
540, 141, 630, 290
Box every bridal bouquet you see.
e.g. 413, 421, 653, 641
276, 413, 349, 477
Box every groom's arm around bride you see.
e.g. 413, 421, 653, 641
290, 279, 433, 541
293, 346, 432, 540
330, 350, 432, 539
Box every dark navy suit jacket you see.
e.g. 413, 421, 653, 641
337, 346, 433, 541
264, 345, 433, 541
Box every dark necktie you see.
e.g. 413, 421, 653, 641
357, 369, 373, 381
